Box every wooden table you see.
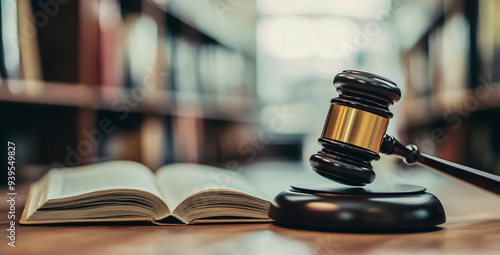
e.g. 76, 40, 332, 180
1, 163, 500, 255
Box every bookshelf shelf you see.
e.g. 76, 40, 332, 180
0, 79, 97, 108
0, 79, 255, 122
98, 86, 173, 115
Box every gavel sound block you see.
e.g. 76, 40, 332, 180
269, 70, 467, 230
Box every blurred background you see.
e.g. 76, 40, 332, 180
1, 0, 500, 185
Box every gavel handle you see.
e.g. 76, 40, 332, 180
381, 134, 500, 196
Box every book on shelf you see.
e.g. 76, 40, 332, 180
123, 14, 158, 89
20, 161, 271, 225
17, 0, 42, 80
0, 0, 5, 79
32, 0, 80, 83
0, 0, 22, 79
78, 0, 100, 85
438, 13, 468, 101
478, 0, 500, 83
98, 0, 123, 87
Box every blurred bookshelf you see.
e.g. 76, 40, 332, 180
399, 0, 500, 175
0, 0, 259, 183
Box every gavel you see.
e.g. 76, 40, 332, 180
269, 70, 500, 230
310, 70, 500, 194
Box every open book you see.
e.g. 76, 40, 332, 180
20, 161, 271, 225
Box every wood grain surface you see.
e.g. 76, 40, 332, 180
1, 164, 499, 255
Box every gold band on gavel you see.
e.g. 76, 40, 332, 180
321, 104, 389, 153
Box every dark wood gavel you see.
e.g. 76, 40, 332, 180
310, 70, 500, 195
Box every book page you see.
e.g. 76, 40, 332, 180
46, 161, 164, 200
156, 163, 269, 211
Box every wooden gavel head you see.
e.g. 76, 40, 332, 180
310, 70, 401, 186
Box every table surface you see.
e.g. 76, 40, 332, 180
1, 162, 500, 255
